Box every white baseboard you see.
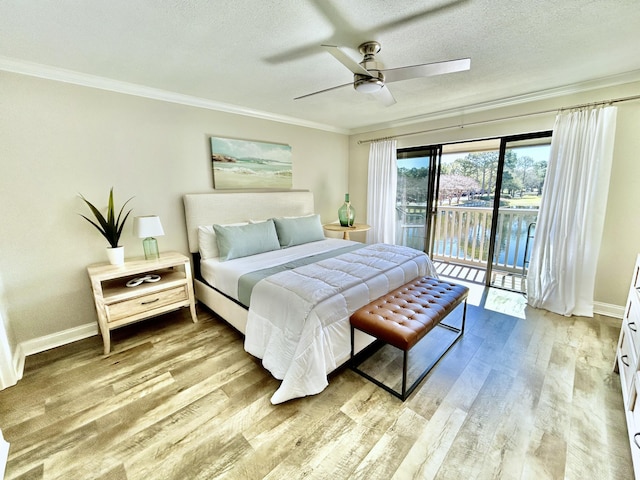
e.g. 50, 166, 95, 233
594, 301, 624, 319
4, 323, 98, 389
19, 322, 98, 357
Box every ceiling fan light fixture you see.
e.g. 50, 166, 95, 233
354, 73, 384, 94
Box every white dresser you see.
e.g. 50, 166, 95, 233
615, 253, 640, 478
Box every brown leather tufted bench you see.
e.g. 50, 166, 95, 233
350, 276, 468, 400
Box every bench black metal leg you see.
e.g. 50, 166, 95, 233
351, 299, 467, 401
350, 324, 355, 359
402, 350, 408, 399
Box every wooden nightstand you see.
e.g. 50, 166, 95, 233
323, 223, 371, 240
87, 251, 197, 354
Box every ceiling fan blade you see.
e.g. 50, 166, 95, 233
294, 82, 353, 101
375, 85, 397, 107
322, 44, 372, 76
382, 58, 471, 83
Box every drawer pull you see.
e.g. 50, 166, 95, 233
630, 322, 638, 332
635, 433, 640, 449
621, 355, 630, 367
141, 298, 160, 305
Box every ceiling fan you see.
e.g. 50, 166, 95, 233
294, 41, 470, 106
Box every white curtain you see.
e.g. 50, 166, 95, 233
527, 106, 617, 316
367, 139, 397, 244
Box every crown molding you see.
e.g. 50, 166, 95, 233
3, 56, 639, 138
0, 56, 349, 135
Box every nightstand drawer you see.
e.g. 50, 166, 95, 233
106, 286, 188, 322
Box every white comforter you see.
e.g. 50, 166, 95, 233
244, 243, 436, 404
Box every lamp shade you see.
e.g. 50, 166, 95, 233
133, 215, 165, 238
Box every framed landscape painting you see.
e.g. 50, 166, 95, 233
211, 136, 292, 189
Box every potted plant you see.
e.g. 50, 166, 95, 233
79, 188, 133, 265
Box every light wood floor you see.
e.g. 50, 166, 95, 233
0, 286, 633, 479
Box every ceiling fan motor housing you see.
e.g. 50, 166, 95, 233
355, 41, 384, 93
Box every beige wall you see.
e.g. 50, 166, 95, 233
349, 81, 640, 308
0, 72, 349, 344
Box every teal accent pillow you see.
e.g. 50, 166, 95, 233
213, 219, 281, 261
273, 214, 325, 248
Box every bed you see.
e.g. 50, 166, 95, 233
183, 191, 436, 403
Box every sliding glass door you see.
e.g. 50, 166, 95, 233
487, 134, 550, 291
397, 132, 550, 293
432, 140, 501, 280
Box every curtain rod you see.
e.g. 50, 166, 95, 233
357, 93, 640, 145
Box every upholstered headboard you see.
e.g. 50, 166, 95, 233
183, 191, 315, 253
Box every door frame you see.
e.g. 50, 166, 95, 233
485, 131, 552, 287
425, 145, 442, 258
396, 145, 442, 255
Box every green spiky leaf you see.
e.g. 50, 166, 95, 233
79, 188, 134, 248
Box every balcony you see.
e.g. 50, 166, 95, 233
397, 205, 538, 292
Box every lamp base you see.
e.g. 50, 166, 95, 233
142, 237, 160, 260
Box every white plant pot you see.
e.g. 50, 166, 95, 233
106, 246, 125, 265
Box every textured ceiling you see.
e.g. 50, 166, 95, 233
1, 0, 640, 133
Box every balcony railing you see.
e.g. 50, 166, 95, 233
397, 205, 538, 275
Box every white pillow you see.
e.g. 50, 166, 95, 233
198, 223, 247, 259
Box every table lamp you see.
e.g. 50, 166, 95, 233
133, 215, 165, 260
